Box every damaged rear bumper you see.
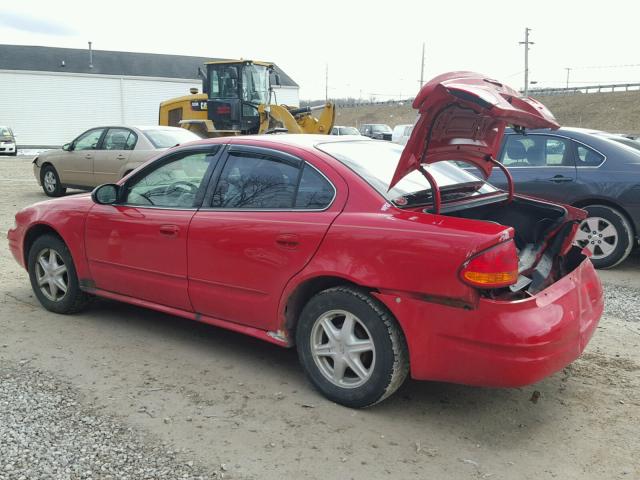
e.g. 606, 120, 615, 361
375, 257, 603, 387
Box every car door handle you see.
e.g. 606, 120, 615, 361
275, 233, 299, 249
85, 153, 93, 159
159, 224, 180, 237
116, 154, 126, 160
548, 175, 573, 183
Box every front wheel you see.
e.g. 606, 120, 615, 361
296, 287, 409, 408
574, 205, 634, 269
41, 165, 66, 197
28, 234, 92, 314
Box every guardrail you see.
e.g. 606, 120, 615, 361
530, 83, 640, 96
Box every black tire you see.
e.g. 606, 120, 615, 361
41, 165, 67, 197
296, 286, 409, 408
576, 205, 634, 269
27, 234, 92, 314
10, 150, 17, 156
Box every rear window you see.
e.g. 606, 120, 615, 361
317, 141, 496, 205
576, 145, 605, 167
142, 128, 201, 149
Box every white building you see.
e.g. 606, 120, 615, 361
0, 44, 300, 147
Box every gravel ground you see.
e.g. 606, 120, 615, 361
0, 157, 639, 480
604, 284, 640, 322
0, 364, 223, 480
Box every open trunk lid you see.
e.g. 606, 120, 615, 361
390, 71, 560, 190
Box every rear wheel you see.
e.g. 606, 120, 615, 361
574, 205, 634, 269
41, 165, 66, 197
296, 286, 409, 408
28, 234, 92, 314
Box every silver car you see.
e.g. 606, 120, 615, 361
33, 126, 201, 197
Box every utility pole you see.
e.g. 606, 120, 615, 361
519, 28, 534, 95
565, 67, 571, 89
419, 42, 425, 88
325, 63, 328, 102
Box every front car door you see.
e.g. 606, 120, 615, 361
84, 145, 221, 310
187, 144, 344, 331
59, 128, 106, 186
490, 133, 581, 203
93, 127, 138, 184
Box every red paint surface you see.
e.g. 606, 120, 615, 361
7, 83, 603, 388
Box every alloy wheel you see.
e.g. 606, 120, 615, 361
574, 216, 618, 260
43, 171, 57, 193
35, 248, 68, 301
310, 309, 376, 388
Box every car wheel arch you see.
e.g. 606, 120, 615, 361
282, 275, 374, 345
23, 223, 65, 268
572, 198, 636, 238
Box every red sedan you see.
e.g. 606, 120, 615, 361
8, 73, 604, 408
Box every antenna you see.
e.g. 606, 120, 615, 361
419, 42, 425, 88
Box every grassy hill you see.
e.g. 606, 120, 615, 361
332, 90, 640, 135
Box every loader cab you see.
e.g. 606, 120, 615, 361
204, 60, 271, 134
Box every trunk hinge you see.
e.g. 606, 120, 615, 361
489, 156, 514, 203
417, 165, 441, 214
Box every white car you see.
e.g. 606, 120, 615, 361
392, 124, 414, 145
0, 125, 17, 156
330, 126, 362, 136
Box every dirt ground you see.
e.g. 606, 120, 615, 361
1, 156, 639, 480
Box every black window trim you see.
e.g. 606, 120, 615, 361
502, 133, 606, 169
116, 144, 224, 210
201, 144, 337, 212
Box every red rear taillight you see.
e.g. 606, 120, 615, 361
460, 241, 518, 288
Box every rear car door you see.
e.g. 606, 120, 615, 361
85, 146, 221, 310
490, 133, 580, 203
60, 128, 106, 186
187, 144, 343, 331
93, 128, 138, 184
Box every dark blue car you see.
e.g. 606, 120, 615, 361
489, 127, 640, 268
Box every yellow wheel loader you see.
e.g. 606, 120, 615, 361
159, 60, 335, 137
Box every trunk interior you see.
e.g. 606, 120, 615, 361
437, 196, 587, 298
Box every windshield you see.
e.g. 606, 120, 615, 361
340, 127, 360, 135
241, 64, 270, 104
372, 125, 392, 133
142, 128, 201, 149
317, 141, 496, 206
0, 127, 13, 137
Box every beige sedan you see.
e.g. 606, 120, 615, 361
33, 126, 201, 197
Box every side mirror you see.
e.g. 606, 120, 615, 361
91, 184, 119, 205
62, 143, 73, 151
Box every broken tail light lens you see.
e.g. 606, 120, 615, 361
460, 241, 518, 288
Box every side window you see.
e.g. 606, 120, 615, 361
168, 108, 183, 127
576, 145, 605, 167
124, 151, 214, 208
103, 128, 136, 151
500, 135, 572, 167
212, 152, 300, 209
74, 129, 104, 151
295, 164, 334, 209
331, 128, 338, 135
125, 132, 137, 150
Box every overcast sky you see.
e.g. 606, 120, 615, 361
2, 0, 639, 100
